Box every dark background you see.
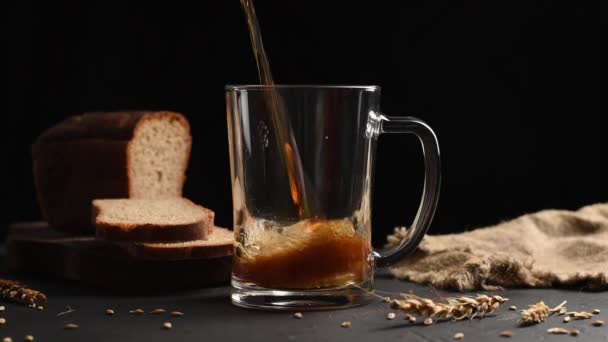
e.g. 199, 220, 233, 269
5, 1, 606, 246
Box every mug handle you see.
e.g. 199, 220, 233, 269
373, 114, 441, 267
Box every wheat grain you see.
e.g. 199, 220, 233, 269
499, 330, 513, 337
547, 327, 569, 334
566, 311, 594, 320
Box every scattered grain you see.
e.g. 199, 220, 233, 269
569, 329, 580, 336
499, 330, 513, 337
563, 316, 571, 323
592, 309, 600, 314
170, 311, 184, 317
424, 318, 433, 325
106, 309, 114, 316
453, 332, 464, 340
386, 312, 396, 320
0, 307, 4, 312
64, 323, 78, 330
2, 337, 11, 342
508, 306, 516, 311
547, 327, 569, 334
36, 306, 43, 311
150, 309, 166, 315
566, 312, 594, 320
24, 336, 34, 342
341, 321, 351, 328
382, 297, 391, 303
294, 312, 303, 319
0, 318, 5, 325
162, 322, 172, 330
591, 320, 604, 327
129, 309, 144, 315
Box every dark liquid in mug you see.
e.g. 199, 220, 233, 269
233, 219, 371, 289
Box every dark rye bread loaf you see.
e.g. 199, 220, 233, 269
32, 111, 191, 233
93, 198, 214, 242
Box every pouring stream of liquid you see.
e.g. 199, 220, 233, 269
240, 0, 313, 218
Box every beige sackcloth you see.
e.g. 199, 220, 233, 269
386, 203, 608, 291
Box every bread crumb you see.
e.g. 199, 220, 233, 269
424, 318, 433, 325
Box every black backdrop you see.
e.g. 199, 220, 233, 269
5, 1, 606, 246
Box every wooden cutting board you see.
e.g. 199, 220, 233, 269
5, 222, 232, 292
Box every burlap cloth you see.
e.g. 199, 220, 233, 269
386, 203, 608, 291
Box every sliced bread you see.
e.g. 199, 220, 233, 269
121, 227, 234, 260
32, 111, 191, 233
94, 198, 214, 242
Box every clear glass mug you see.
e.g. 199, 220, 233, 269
226, 85, 440, 310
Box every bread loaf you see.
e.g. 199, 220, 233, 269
32, 111, 191, 233
93, 198, 214, 242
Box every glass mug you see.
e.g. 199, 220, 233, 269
226, 85, 440, 310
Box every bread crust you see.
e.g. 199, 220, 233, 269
32, 111, 191, 233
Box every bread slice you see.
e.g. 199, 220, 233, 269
120, 227, 234, 260
32, 111, 191, 233
94, 198, 214, 242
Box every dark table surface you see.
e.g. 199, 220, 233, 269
1, 259, 607, 342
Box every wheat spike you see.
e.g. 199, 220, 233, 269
390, 293, 508, 321
0, 278, 47, 306
519, 300, 567, 326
